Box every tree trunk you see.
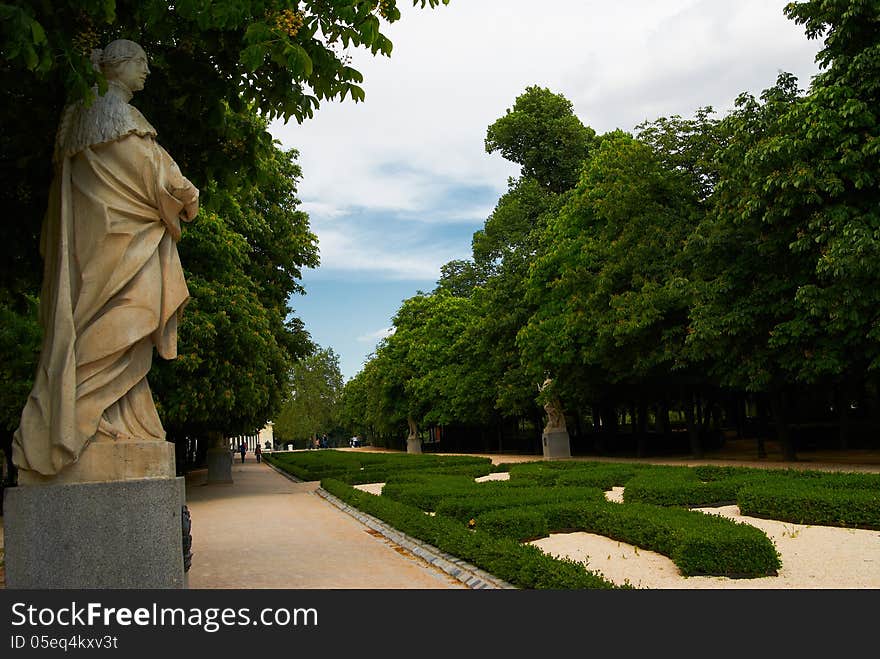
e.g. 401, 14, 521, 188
592, 406, 605, 454
636, 402, 649, 458
838, 384, 851, 451
683, 393, 703, 458
770, 388, 797, 461
755, 395, 768, 458
603, 405, 619, 435
171, 434, 187, 476
660, 401, 671, 438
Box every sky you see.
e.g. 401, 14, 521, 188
269, 0, 825, 382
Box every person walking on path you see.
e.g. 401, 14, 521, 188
238, 441, 246, 463
254, 443, 262, 463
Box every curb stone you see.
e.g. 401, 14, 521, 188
264, 460, 516, 590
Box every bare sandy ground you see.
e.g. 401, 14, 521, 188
355, 474, 880, 589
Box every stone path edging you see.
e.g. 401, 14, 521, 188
264, 460, 515, 590
315, 487, 516, 590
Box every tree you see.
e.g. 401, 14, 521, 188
1, 1, 448, 460
274, 347, 344, 446
348, 86, 599, 452
471, 176, 557, 272
0, 0, 451, 299
519, 131, 702, 454
1, 1, 451, 121
635, 107, 724, 201
686, 1, 880, 458
0, 295, 40, 481
485, 85, 596, 193
473, 87, 593, 424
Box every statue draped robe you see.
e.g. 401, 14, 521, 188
13, 82, 198, 476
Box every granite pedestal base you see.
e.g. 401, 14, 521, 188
3, 477, 186, 589
542, 430, 571, 459
406, 438, 423, 454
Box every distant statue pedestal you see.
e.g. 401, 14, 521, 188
538, 379, 571, 460
542, 429, 572, 460
4, 439, 187, 589
206, 433, 233, 484
406, 416, 422, 454
207, 446, 233, 484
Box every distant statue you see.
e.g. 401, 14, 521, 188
13, 39, 199, 477
406, 415, 422, 454
538, 378, 567, 433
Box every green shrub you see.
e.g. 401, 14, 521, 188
380, 474, 478, 511
623, 468, 759, 507
320, 478, 619, 589
476, 500, 781, 578
265, 450, 493, 484
434, 486, 605, 522
277, 454, 875, 586
554, 464, 645, 490
475, 507, 549, 540
738, 481, 880, 529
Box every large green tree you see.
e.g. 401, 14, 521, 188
687, 1, 880, 459
0, 0, 450, 466
485, 85, 596, 193
519, 131, 703, 453
274, 346, 344, 446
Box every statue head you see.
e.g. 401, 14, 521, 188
92, 39, 150, 92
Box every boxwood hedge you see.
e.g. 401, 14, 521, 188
475, 500, 781, 578
738, 480, 880, 530
265, 450, 493, 484
267, 451, 878, 586
320, 478, 620, 589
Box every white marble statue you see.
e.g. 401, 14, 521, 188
538, 378, 567, 433
13, 39, 198, 477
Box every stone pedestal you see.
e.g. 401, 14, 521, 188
206, 446, 233, 484
17, 438, 175, 485
406, 438, 422, 454
4, 476, 186, 588
542, 430, 571, 459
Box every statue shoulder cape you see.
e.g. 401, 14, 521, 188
54, 82, 157, 162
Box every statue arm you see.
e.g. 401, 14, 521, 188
151, 140, 199, 239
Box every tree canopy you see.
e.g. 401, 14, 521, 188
274, 346, 344, 446
340, 1, 880, 460
0, 0, 452, 470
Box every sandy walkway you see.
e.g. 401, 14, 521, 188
184, 462, 466, 589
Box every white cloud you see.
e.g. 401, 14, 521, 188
357, 327, 396, 343
274, 1, 821, 243
311, 221, 469, 281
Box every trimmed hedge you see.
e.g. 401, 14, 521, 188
320, 478, 620, 589
265, 450, 493, 484
622, 468, 758, 507
380, 474, 480, 511
738, 481, 880, 530
433, 486, 606, 522
476, 500, 782, 578
622, 465, 880, 529
271, 452, 880, 530
268, 451, 878, 587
